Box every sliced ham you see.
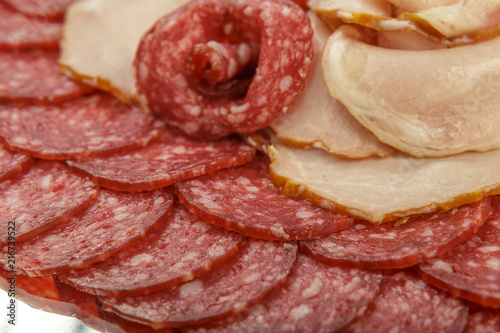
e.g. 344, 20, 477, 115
322, 25, 500, 157
271, 11, 393, 158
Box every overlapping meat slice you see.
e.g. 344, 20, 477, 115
1, 188, 173, 276
341, 270, 469, 333
308, 0, 396, 31
464, 305, 500, 333
100, 239, 297, 329
60, 203, 244, 297
388, 0, 458, 12
0, 50, 93, 104
0, 160, 97, 244
135, 0, 313, 139
0, 266, 59, 301
176, 154, 354, 241
3, 0, 78, 20
418, 196, 500, 308
311, 0, 500, 44
67, 130, 255, 192
301, 197, 492, 269
322, 25, 500, 157
269, 140, 500, 223
186, 253, 382, 332
59, 0, 190, 103
0, 92, 164, 159
0, 143, 31, 182
270, 11, 393, 158
396, 1, 500, 39
0, 3, 61, 50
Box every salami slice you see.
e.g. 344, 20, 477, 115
0, 160, 98, 244
176, 155, 354, 240
418, 196, 500, 308
3, 0, 78, 20
301, 197, 492, 269
2, 188, 174, 276
67, 130, 255, 191
0, 92, 164, 159
0, 143, 31, 182
100, 239, 298, 329
135, 0, 313, 139
464, 305, 500, 333
187, 253, 382, 333
0, 3, 61, 50
61, 203, 244, 297
0, 50, 93, 104
0, 266, 59, 301
341, 270, 469, 333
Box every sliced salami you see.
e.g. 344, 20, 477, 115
0, 92, 164, 159
301, 197, 492, 269
187, 253, 382, 333
101, 239, 298, 329
464, 305, 500, 333
2, 188, 173, 276
176, 155, 354, 240
0, 50, 93, 104
0, 143, 31, 182
418, 196, 500, 309
0, 3, 61, 50
0, 160, 98, 244
341, 270, 469, 333
3, 0, 78, 20
55, 278, 175, 333
67, 130, 255, 191
135, 0, 313, 139
0, 266, 59, 301
61, 203, 244, 297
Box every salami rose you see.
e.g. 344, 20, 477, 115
135, 0, 313, 139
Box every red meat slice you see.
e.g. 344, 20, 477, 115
341, 270, 469, 333
3, 0, 78, 20
0, 3, 61, 50
176, 155, 354, 240
0, 266, 59, 301
0, 92, 164, 159
135, 0, 313, 139
186, 253, 382, 332
1, 188, 174, 276
301, 197, 492, 269
0, 50, 93, 104
0, 160, 98, 244
464, 304, 500, 333
67, 130, 255, 191
61, 203, 244, 297
418, 196, 500, 309
0, 143, 31, 182
100, 238, 298, 329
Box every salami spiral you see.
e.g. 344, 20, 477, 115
135, 0, 313, 139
